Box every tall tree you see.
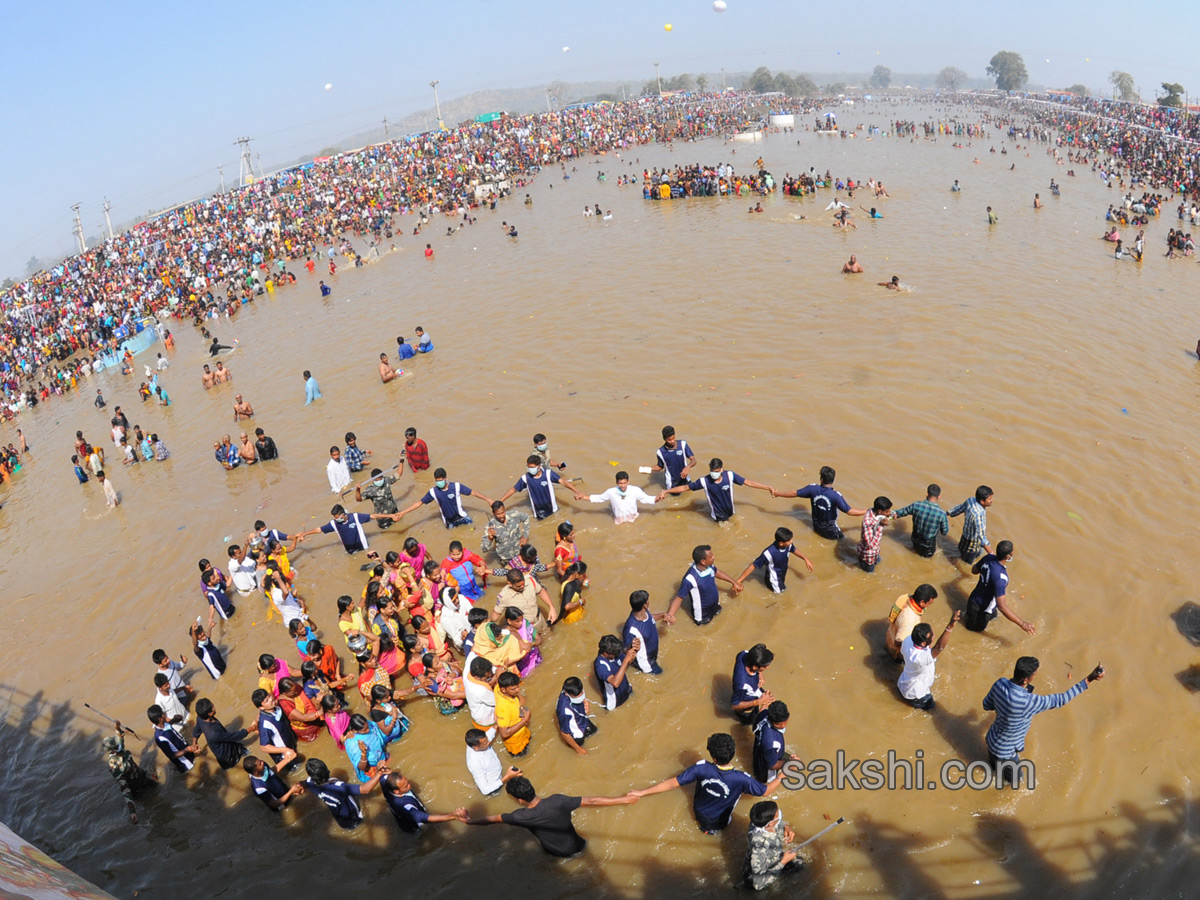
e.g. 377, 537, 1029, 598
936, 66, 968, 91
1066, 83, 1089, 97
869, 65, 892, 89
986, 51, 1028, 91
1158, 82, 1185, 108
24, 256, 41, 276
696, 74, 708, 91
793, 74, 818, 96
1109, 70, 1137, 102
747, 66, 775, 93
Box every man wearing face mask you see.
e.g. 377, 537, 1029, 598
295, 504, 396, 554
587, 471, 659, 523
665, 544, 744, 626
657, 457, 774, 523
531, 433, 566, 470
481, 501, 531, 566
962, 540, 1035, 634
498, 456, 586, 521
396, 467, 493, 528
355, 467, 400, 529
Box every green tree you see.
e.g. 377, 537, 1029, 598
773, 73, 796, 95
747, 66, 775, 93
986, 51, 1028, 91
936, 66, 968, 91
793, 74, 818, 96
1066, 83, 1089, 97
1158, 82, 1185, 108
696, 74, 708, 91
641, 80, 658, 96
1109, 70, 1137, 101
1, 277, 14, 291
825, 82, 846, 95
24, 256, 41, 276
869, 65, 892, 89
667, 73, 694, 91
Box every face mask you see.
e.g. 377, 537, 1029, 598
434, 480, 447, 490
569, 694, 585, 705
709, 471, 722, 481
527, 467, 539, 475
536, 443, 547, 452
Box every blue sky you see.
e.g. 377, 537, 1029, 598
2, 0, 1196, 280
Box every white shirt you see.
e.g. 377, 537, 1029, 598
327, 457, 351, 493
589, 485, 657, 523
229, 556, 258, 594
897, 635, 937, 699
466, 745, 504, 795
464, 676, 496, 727
156, 356, 169, 370
153, 688, 189, 733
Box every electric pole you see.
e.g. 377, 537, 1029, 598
219, 163, 226, 193
721, 67, 727, 91
383, 116, 389, 140
545, 87, 553, 113
430, 80, 443, 129
654, 62, 662, 96
234, 136, 255, 185
71, 203, 86, 253
102, 198, 114, 240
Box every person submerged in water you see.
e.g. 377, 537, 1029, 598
842, 255, 863, 274
878, 275, 901, 290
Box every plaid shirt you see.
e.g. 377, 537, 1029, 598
894, 499, 949, 544
858, 512, 885, 565
344, 444, 365, 472
948, 497, 988, 555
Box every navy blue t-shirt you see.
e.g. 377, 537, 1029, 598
624, 612, 659, 670
656, 439, 694, 489
304, 778, 363, 829
687, 471, 745, 521
421, 483, 473, 526
513, 468, 562, 519
795, 484, 850, 528
967, 555, 1008, 614
731, 650, 765, 709
258, 708, 297, 754
676, 760, 767, 823
752, 709, 787, 783
319, 513, 373, 553
153, 725, 194, 773
752, 543, 792, 592
250, 770, 289, 806
556, 691, 590, 741
383, 786, 430, 834
594, 654, 632, 710
676, 564, 720, 623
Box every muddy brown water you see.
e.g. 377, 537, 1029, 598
1, 102, 1198, 899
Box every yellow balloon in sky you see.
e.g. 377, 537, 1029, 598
664, 23, 672, 31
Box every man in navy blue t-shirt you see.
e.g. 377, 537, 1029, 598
148, 705, 198, 774
498, 456, 585, 521
380, 771, 462, 834
659, 457, 773, 522
244, 756, 304, 811
772, 465, 866, 540
651, 425, 696, 489
666, 545, 744, 626
593, 634, 639, 710
632, 733, 785, 833
962, 540, 1034, 634
624, 590, 665, 675
396, 467, 494, 528
731, 644, 775, 723
302, 758, 386, 829
296, 504, 395, 553
734, 526, 814, 593
752, 701, 791, 783
556, 677, 598, 755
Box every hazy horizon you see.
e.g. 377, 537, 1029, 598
3, 0, 1196, 282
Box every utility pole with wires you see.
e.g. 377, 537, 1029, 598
655, 61, 662, 96
430, 80, 443, 129
234, 136, 255, 185
102, 198, 114, 240
218, 163, 226, 193
70, 203, 86, 253
383, 116, 389, 140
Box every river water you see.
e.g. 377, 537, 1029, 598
1, 101, 1197, 899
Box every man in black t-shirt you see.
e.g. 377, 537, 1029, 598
458, 776, 637, 857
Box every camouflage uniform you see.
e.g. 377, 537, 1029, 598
480, 509, 531, 563
743, 818, 798, 891
361, 475, 399, 521
105, 732, 155, 802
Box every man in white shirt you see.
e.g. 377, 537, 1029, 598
588, 471, 658, 523
152, 675, 189, 733
465, 728, 520, 796
897, 611, 960, 711
226, 544, 259, 595
327, 445, 351, 493
464, 658, 498, 739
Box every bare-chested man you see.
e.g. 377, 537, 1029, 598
233, 394, 254, 422
842, 254, 863, 274
202, 365, 216, 389
379, 353, 398, 384
237, 432, 257, 465
214, 361, 232, 383
878, 275, 901, 290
